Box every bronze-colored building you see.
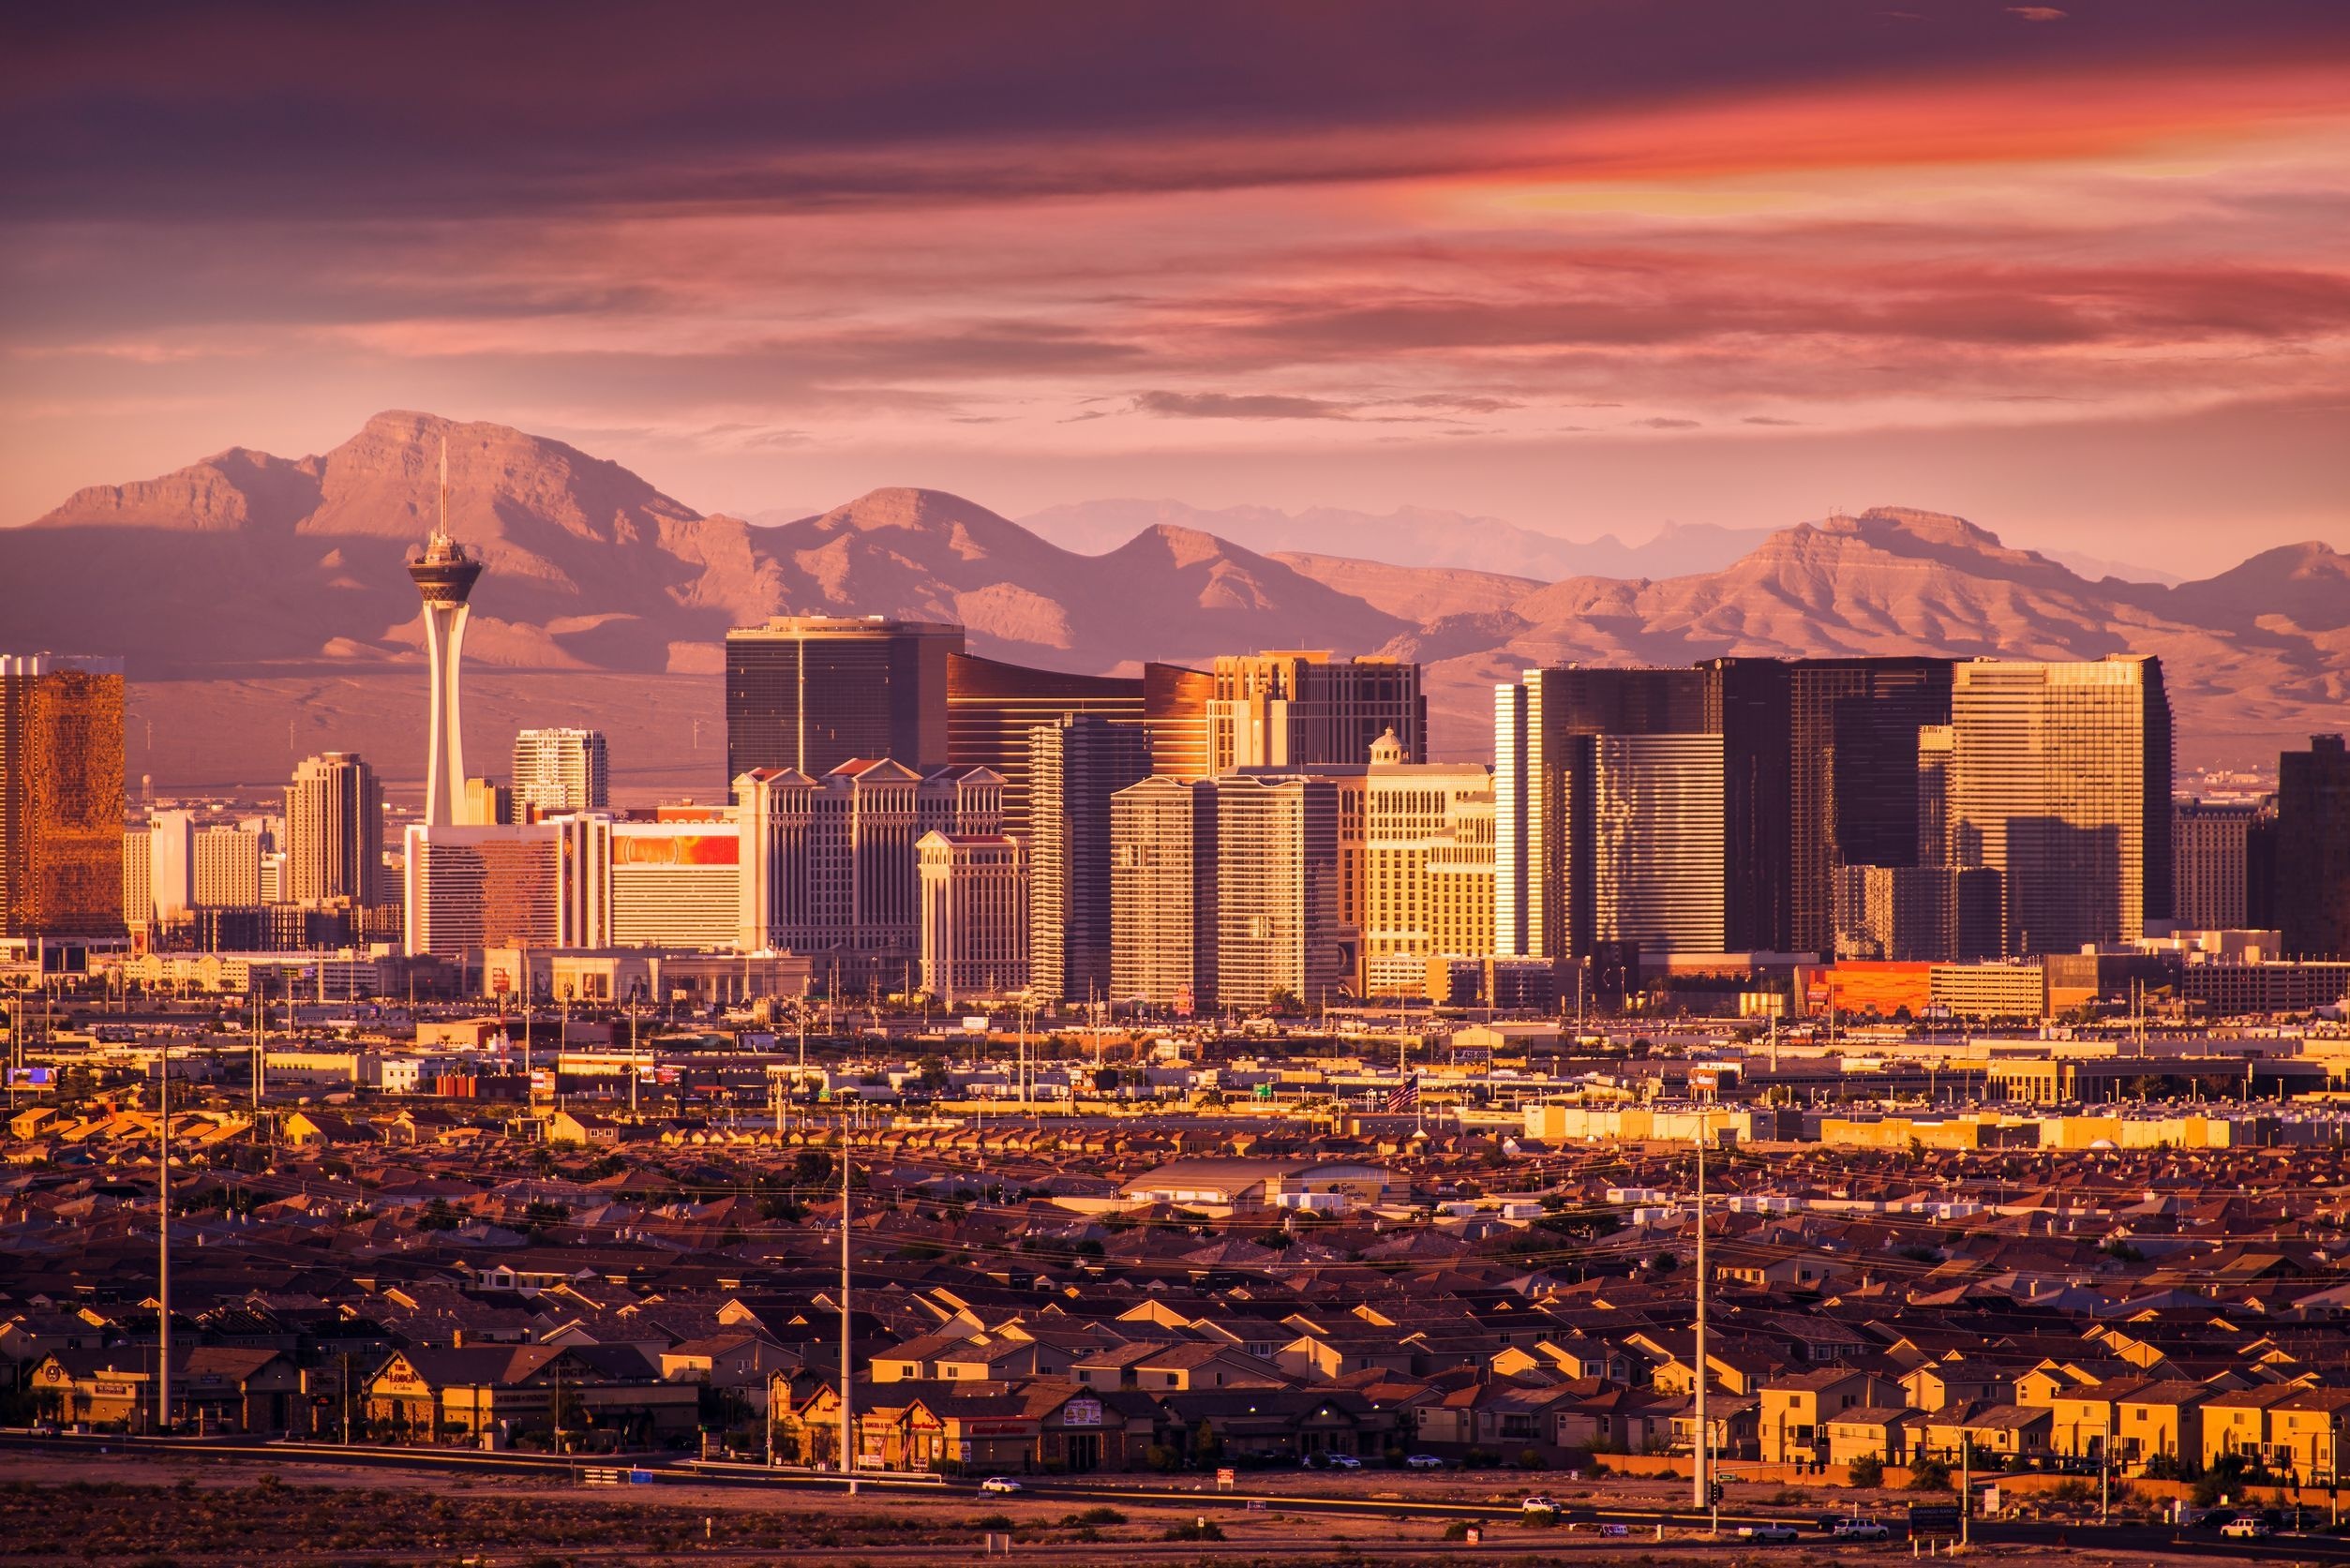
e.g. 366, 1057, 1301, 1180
0, 653, 125, 938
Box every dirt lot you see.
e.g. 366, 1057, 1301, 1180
0, 1453, 2233, 1567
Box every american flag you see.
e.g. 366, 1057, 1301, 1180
1383, 1075, 1419, 1113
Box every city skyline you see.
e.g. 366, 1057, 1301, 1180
13, 8, 2350, 1541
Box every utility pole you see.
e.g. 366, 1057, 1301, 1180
628, 999, 639, 1116
840, 1122, 856, 1495
157, 1034, 172, 1434
1960, 1433, 1970, 1548
1692, 1103, 1708, 1518
2100, 1406, 2110, 1524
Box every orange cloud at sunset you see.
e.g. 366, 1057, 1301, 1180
3, 2, 2344, 570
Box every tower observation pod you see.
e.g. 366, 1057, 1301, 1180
407, 439, 483, 827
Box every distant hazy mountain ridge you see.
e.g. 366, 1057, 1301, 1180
5, 411, 2341, 773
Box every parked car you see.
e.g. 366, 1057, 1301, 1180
1325, 1454, 1363, 1470
1404, 1454, 1447, 1470
1737, 1523, 1803, 1544
979, 1476, 1023, 1495
1832, 1518, 1891, 1541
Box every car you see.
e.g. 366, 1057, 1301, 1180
1737, 1523, 1803, 1544
1831, 1518, 1891, 1541
1403, 1453, 1448, 1470
1521, 1495, 1561, 1515
978, 1476, 1023, 1495
1325, 1454, 1363, 1470
2221, 1517, 2273, 1540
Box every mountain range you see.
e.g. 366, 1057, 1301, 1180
4, 411, 2341, 791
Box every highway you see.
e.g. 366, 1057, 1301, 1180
9, 1430, 2349, 1560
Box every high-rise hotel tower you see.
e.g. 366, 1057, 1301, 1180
407, 441, 483, 827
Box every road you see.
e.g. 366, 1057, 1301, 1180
6, 1430, 2343, 1561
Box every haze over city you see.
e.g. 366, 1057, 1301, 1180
4, 7, 2350, 1565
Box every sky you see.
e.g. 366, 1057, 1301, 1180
5, 1, 2348, 575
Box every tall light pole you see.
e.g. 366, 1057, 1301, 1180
156, 1036, 172, 1434
1692, 1102, 1709, 1518
839, 1123, 856, 1495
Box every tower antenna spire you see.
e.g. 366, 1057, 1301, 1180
437, 435, 450, 544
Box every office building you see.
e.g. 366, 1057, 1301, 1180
1210, 774, 1342, 1010
726, 615, 963, 783
122, 827, 152, 928
193, 825, 263, 909
1945, 657, 2173, 954
0, 652, 125, 939
1787, 657, 1953, 955
945, 651, 1210, 835
607, 814, 741, 950
149, 809, 196, 920
407, 444, 484, 828
1206, 651, 1424, 774
1701, 657, 1792, 953
259, 851, 286, 905
512, 728, 608, 814
918, 831, 1028, 1004
2277, 735, 2350, 959
1494, 665, 1705, 960
401, 818, 600, 958
1588, 733, 1725, 954
2172, 799, 2256, 933
1359, 732, 1495, 996
2245, 801, 2281, 931
1110, 776, 1217, 1011
1027, 714, 1153, 1003
460, 776, 515, 827
734, 760, 1003, 957
1917, 724, 1954, 865
1833, 864, 2004, 963
284, 753, 383, 907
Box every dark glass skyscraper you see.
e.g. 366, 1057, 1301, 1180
2277, 734, 2350, 959
726, 617, 963, 785
1787, 657, 1954, 957
1701, 658, 1791, 953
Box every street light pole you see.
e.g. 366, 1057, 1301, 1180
840, 1123, 857, 1495
157, 1035, 172, 1435
2100, 1407, 2110, 1524
1692, 1104, 1708, 1517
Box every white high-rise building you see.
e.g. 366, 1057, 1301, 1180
513, 728, 609, 814
1210, 774, 1342, 1010
284, 753, 384, 906
122, 827, 153, 926
406, 440, 483, 828
148, 810, 196, 920
401, 819, 602, 958
607, 814, 739, 949
192, 826, 262, 908
918, 831, 1028, 1004
734, 761, 1003, 955
1110, 776, 1217, 1011
1360, 731, 1494, 996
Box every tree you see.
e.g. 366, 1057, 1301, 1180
1190, 1418, 1221, 1464
1848, 1454, 1884, 1488
1908, 1456, 1952, 1492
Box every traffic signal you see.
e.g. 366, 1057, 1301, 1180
1710, 1481, 1724, 1504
